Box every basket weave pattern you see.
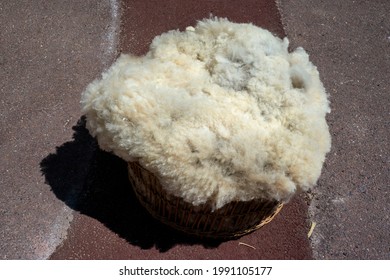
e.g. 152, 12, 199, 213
128, 161, 283, 238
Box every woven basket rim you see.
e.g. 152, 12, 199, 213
128, 161, 283, 238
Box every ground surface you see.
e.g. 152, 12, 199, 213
0, 0, 388, 259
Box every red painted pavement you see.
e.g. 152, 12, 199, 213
49, 0, 312, 259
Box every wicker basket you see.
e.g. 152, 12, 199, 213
128, 161, 283, 239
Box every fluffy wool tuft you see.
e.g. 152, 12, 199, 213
81, 18, 331, 209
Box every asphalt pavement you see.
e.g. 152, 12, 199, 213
0, 0, 388, 259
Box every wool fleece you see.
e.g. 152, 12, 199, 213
81, 18, 331, 210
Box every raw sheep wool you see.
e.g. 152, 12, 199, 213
81, 18, 331, 210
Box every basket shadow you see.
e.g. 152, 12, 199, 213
40, 117, 221, 252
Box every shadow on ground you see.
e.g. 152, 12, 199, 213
40, 117, 221, 252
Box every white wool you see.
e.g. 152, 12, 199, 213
81, 18, 331, 209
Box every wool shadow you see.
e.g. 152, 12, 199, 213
40, 117, 221, 252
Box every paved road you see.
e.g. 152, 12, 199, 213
0, 0, 119, 259
1, 0, 388, 259
278, 0, 389, 259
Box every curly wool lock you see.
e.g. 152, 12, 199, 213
81, 18, 331, 210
